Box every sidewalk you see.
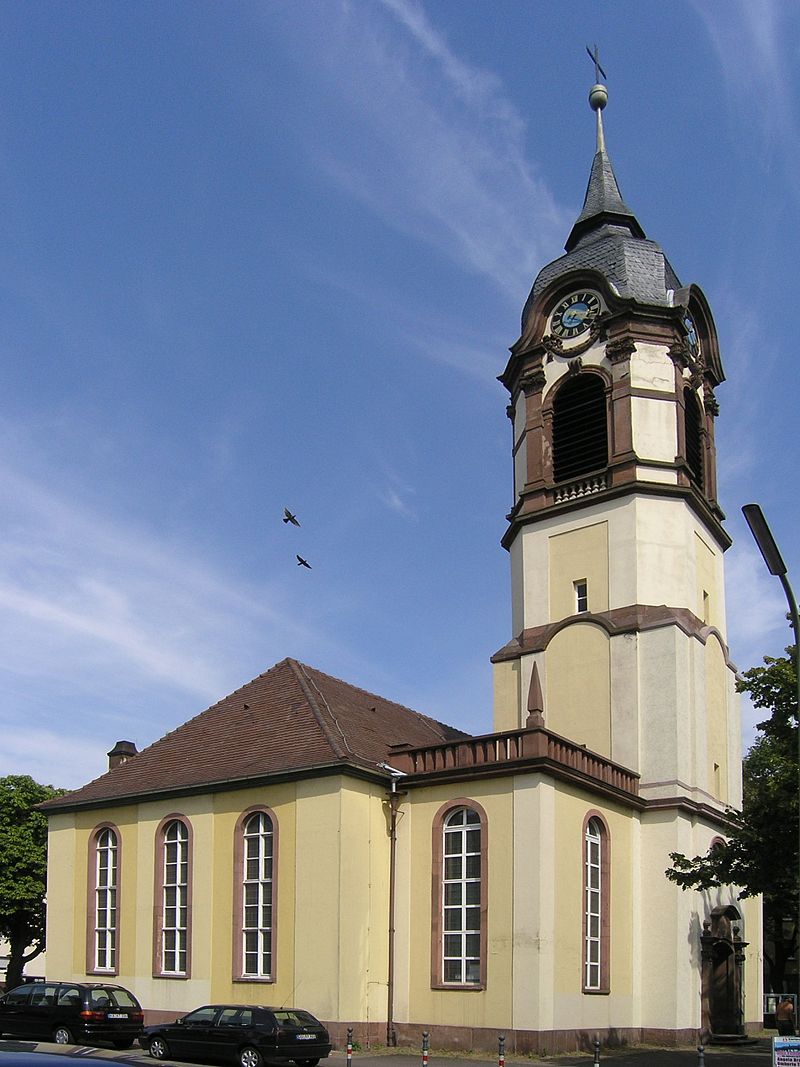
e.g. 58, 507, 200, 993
328, 1041, 774, 1066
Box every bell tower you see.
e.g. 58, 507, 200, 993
492, 74, 740, 814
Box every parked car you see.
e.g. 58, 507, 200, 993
141, 1005, 332, 1067
0, 980, 143, 1048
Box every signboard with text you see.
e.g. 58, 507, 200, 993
774, 1037, 800, 1065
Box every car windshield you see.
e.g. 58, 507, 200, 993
273, 1011, 318, 1027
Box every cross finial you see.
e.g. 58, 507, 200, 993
586, 44, 607, 84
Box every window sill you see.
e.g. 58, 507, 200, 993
582, 987, 610, 996
430, 982, 485, 992
233, 976, 276, 984
152, 973, 190, 981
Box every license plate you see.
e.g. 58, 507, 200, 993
296, 1035, 315, 1041
108, 1014, 127, 1019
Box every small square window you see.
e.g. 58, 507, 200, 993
574, 579, 588, 613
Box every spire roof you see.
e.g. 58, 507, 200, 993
564, 75, 645, 251
520, 74, 681, 330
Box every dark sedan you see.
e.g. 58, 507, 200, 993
141, 1005, 331, 1067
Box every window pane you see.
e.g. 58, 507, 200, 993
444, 856, 462, 880
444, 908, 461, 931
444, 883, 462, 906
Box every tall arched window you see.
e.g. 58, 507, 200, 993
431, 800, 487, 989
87, 825, 119, 974
583, 813, 610, 993
233, 807, 278, 982
553, 374, 608, 483
684, 387, 704, 490
153, 816, 192, 978
242, 811, 274, 978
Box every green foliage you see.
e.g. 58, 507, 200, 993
0, 775, 66, 985
665, 644, 798, 991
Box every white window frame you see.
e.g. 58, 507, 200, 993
162, 820, 188, 975
574, 578, 589, 613
94, 828, 117, 972
242, 812, 274, 978
584, 817, 602, 990
442, 807, 481, 985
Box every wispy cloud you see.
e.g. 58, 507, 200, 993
0, 438, 328, 786
268, 0, 569, 302
691, 1, 800, 182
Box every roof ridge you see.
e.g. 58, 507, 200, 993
292, 659, 466, 739
287, 658, 349, 762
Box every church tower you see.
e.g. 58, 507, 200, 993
492, 75, 740, 818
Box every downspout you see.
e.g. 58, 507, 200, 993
386, 780, 400, 1048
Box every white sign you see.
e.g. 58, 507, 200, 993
774, 1037, 800, 1066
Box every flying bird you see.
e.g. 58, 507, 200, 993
283, 508, 301, 527
296, 555, 312, 569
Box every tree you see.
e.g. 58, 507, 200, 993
666, 644, 798, 993
0, 775, 66, 989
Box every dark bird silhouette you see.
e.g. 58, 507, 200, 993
296, 555, 312, 569
283, 507, 301, 527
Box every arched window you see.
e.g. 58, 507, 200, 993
241, 811, 274, 979
684, 387, 704, 490
154, 817, 191, 978
87, 825, 119, 974
552, 374, 608, 483
583, 814, 610, 993
431, 800, 487, 989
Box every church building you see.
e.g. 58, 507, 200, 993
41, 76, 761, 1054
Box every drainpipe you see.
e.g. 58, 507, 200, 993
379, 763, 407, 1049
387, 781, 400, 1048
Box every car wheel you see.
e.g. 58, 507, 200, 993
113, 1039, 135, 1050
239, 1046, 264, 1067
149, 1036, 171, 1060
53, 1027, 75, 1045
294, 1059, 320, 1066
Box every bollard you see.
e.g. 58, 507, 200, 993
697, 1045, 705, 1067
498, 1034, 505, 1067
346, 1028, 353, 1067
593, 1038, 600, 1065
422, 1031, 430, 1067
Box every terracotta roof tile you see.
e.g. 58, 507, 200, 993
42, 659, 469, 811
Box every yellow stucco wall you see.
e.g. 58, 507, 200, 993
545, 623, 611, 756
705, 636, 729, 803
549, 522, 609, 619
398, 774, 636, 1034
694, 531, 720, 629
45, 776, 391, 1027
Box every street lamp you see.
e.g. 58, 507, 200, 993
741, 503, 800, 1014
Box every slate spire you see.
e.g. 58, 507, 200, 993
564, 77, 645, 253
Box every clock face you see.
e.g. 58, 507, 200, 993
550, 291, 602, 339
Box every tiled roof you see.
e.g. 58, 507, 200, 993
41, 659, 469, 811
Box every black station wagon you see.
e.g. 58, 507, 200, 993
0, 980, 144, 1047
141, 1004, 331, 1067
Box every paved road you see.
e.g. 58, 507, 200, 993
0, 1037, 779, 1067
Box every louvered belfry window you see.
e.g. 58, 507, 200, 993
552, 375, 608, 483
684, 388, 704, 490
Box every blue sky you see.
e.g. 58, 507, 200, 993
0, 1, 797, 789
